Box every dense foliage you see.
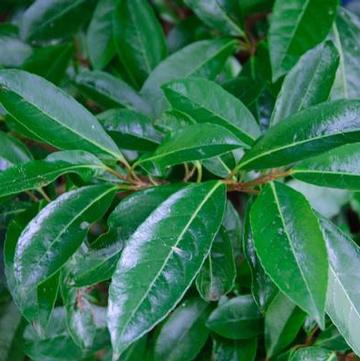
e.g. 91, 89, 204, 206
0, 0, 360, 360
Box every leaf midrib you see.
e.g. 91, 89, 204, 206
118, 181, 223, 340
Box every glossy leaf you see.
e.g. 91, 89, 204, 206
238, 100, 360, 170
290, 347, 336, 361
74, 70, 151, 113
269, 0, 338, 81
71, 184, 183, 287
0, 69, 125, 162
265, 292, 306, 357
250, 182, 328, 327
136, 123, 243, 171
86, 0, 116, 70
20, 0, 96, 42
141, 38, 238, 116
243, 204, 276, 312
152, 298, 211, 361
163, 77, 260, 146
206, 295, 263, 340
183, 0, 243, 36
271, 41, 339, 125
108, 181, 226, 357
292, 143, 360, 190
98, 109, 163, 151
0, 150, 107, 198
0, 130, 32, 170
113, 0, 167, 88
319, 217, 360, 356
212, 338, 257, 361
22, 43, 73, 85
196, 227, 236, 302
314, 324, 349, 353
13, 185, 116, 292
331, 7, 360, 99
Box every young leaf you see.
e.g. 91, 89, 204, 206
183, 0, 243, 36
152, 298, 211, 361
271, 41, 339, 125
113, 0, 167, 88
71, 184, 183, 287
212, 338, 257, 361
108, 181, 226, 357
74, 70, 151, 113
289, 347, 336, 361
265, 292, 306, 357
196, 227, 236, 302
163, 77, 260, 146
98, 109, 163, 151
269, 0, 338, 81
0, 130, 32, 170
331, 7, 360, 99
20, 0, 97, 42
0, 151, 107, 198
238, 100, 360, 170
0, 69, 125, 162
206, 295, 263, 340
86, 0, 116, 70
292, 143, 360, 190
319, 217, 360, 356
141, 38, 238, 115
136, 123, 243, 171
22, 43, 73, 85
13, 185, 116, 292
250, 182, 328, 327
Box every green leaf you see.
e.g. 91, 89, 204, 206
212, 338, 257, 361
238, 100, 360, 170
98, 109, 163, 151
269, 0, 338, 81
0, 24, 32, 68
22, 43, 73, 85
113, 0, 167, 88
183, 0, 243, 36
23, 307, 109, 361
0, 301, 26, 361
271, 41, 339, 125
314, 324, 349, 353
86, 0, 116, 70
243, 204, 277, 312
71, 184, 183, 287
0, 130, 32, 170
152, 298, 211, 361
292, 143, 360, 190
20, 0, 97, 42
13, 185, 116, 292
108, 181, 226, 357
163, 77, 260, 146
141, 38, 238, 116
206, 295, 263, 340
289, 347, 336, 361
331, 8, 360, 99
74, 70, 151, 114
319, 217, 360, 356
0, 69, 125, 162
0, 150, 107, 198
250, 182, 328, 327
265, 292, 306, 357
196, 227, 236, 302
136, 123, 243, 171
4, 205, 60, 329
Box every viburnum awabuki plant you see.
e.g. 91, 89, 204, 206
0, 0, 360, 360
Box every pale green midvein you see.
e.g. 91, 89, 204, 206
20, 186, 117, 287
270, 182, 318, 314
117, 181, 223, 340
